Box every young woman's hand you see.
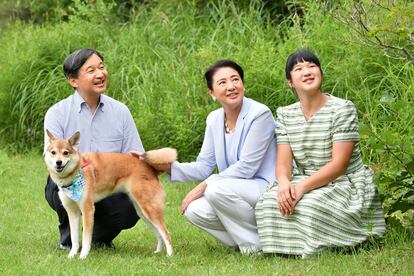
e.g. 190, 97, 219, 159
278, 183, 306, 216
180, 181, 207, 215
291, 184, 305, 211
277, 181, 296, 216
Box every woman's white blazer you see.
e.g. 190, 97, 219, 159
170, 97, 276, 185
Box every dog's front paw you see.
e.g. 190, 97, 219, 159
68, 249, 78, 258
79, 249, 90, 259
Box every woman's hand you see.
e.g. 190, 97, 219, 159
275, 144, 295, 216
130, 150, 172, 173
180, 182, 207, 215
277, 181, 296, 216
278, 182, 306, 216
130, 150, 144, 160
291, 184, 305, 211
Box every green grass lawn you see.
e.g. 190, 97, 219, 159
0, 151, 413, 275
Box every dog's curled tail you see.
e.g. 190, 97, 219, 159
143, 147, 177, 167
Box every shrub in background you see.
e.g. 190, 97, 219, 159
330, 0, 414, 231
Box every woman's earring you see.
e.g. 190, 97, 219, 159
211, 95, 216, 101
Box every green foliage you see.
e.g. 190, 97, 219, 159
333, 0, 414, 61
331, 0, 414, 229
0, 0, 145, 27
357, 61, 414, 230
0, 0, 413, 229
0, 0, 71, 24
68, 0, 119, 24
0, 0, 298, 26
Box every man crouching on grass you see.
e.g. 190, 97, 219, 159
44, 48, 145, 250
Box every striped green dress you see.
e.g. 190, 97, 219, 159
255, 95, 386, 257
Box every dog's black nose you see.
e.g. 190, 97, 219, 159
56, 160, 62, 166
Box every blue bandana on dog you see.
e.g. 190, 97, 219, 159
61, 170, 85, 202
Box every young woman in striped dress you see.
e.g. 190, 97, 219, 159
255, 50, 386, 257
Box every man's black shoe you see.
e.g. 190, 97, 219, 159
58, 241, 115, 250
59, 243, 71, 250
93, 241, 116, 250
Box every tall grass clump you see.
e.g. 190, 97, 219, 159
109, 1, 286, 159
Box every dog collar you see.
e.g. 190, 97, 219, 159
61, 170, 85, 202
82, 160, 91, 168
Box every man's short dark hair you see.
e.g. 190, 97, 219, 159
285, 49, 323, 80
204, 60, 244, 90
63, 48, 104, 78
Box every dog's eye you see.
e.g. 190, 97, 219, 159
51, 151, 56, 155
63, 151, 69, 156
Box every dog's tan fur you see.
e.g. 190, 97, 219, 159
44, 129, 175, 259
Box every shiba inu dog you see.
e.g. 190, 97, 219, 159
44, 129, 175, 259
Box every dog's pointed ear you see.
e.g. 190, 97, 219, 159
69, 131, 80, 149
46, 129, 56, 141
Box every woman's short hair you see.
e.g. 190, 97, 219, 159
63, 48, 104, 78
285, 50, 322, 80
204, 60, 244, 90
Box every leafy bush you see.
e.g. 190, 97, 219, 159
330, 0, 414, 229
333, 0, 414, 62
0, 0, 137, 25
357, 61, 414, 230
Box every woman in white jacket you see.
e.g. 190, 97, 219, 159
151, 60, 276, 254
